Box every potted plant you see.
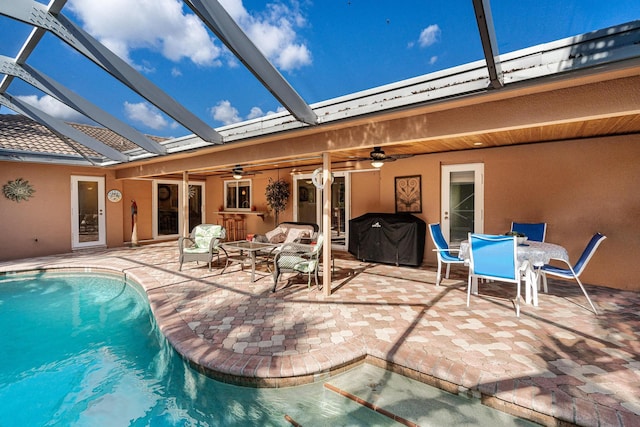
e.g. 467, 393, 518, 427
265, 178, 290, 225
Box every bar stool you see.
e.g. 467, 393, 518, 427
233, 215, 246, 241
221, 213, 236, 240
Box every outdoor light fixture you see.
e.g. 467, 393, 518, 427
370, 147, 387, 168
232, 166, 244, 179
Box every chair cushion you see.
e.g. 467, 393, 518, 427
193, 225, 221, 248
183, 247, 210, 254
278, 254, 306, 269
266, 227, 286, 243
283, 227, 310, 244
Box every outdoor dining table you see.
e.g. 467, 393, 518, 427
458, 240, 569, 306
221, 240, 278, 282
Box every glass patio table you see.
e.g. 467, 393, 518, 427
458, 240, 569, 306
221, 240, 279, 282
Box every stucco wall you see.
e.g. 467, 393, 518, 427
0, 162, 123, 261
2, 134, 637, 290
376, 135, 640, 290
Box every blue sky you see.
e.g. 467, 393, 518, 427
1, 0, 639, 138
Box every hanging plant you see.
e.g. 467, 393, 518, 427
3, 178, 35, 202
265, 178, 290, 225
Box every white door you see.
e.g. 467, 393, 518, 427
71, 176, 106, 249
293, 171, 350, 250
441, 163, 484, 244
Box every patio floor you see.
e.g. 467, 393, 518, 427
1, 241, 638, 426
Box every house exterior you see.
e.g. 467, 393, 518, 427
1, 23, 639, 291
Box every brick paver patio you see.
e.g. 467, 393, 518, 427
1, 241, 638, 426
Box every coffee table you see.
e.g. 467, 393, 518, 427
221, 240, 278, 282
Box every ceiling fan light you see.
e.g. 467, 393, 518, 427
232, 166, 243, 179
371, 160, 385, 168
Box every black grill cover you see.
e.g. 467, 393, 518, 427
348, 213, 426, 267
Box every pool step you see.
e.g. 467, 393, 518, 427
324, 381, 419, 426
324, 363, 537, 426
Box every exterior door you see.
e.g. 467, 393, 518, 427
293, 172, 350, 250
441, 163, 484, 244
153, 181, 204, 238
71, 176, 106, 249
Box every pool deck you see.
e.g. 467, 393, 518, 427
1, 241, 638, 427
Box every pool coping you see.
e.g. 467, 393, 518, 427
2, 245, 639, 427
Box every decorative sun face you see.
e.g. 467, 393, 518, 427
3, 178, 35, 202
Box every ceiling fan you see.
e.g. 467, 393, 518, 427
214, 165, 262, 179
366, 147, 413, 167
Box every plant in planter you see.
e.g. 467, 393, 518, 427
265, 178, 290, 225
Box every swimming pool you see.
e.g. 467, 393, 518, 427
0, 272, 396, 426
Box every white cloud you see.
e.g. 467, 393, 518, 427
211, 101, 285, 125
15, 95, 85, 122
221, 0, 312, 71
69, 0, 221, 66
247, 106, 265, 120
210, 100, 241, 125
429, 56, 438, 65
124, 102, 169, 130
69, 0, 312, 72
418, 24, 441, 48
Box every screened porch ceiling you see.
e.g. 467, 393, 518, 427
1, 1, 639, 177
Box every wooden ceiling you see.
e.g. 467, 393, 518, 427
179, 113, 640, 179
117, 69, 640, 181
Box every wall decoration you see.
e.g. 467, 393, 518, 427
299, 186, 309, 202
158, 184, 171, 201
3, 178, 35, 202
395, 175, 422, 213
107, 189, 122, 202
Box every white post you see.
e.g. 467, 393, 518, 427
322, 152, 332, 295
182, 171, 189, 237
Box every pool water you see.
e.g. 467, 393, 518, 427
0, 273, 395, 426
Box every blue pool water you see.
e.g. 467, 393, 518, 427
0, 273, 394, 426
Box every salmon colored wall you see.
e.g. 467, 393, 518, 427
376, 135, 640, 290
2, 134, 637, 290
0, 162, 123, 261
122, 180, 154, 242
350, 170, 381, 218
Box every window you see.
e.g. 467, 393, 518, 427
224, 179, 251, 210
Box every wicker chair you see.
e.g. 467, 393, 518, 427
178, 224, 228, 271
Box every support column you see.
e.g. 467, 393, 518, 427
322, 153, 332, 296
182, 171, 189, 237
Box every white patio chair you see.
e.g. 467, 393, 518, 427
178, 224, 228, 271
273, 233, 324, 292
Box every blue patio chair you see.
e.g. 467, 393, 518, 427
511, 222, 547, 242
428, 223, 465, 286
539, 233, 606, 315
467, 233, 530, 316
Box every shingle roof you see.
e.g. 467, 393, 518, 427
0, 114, 166, 161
